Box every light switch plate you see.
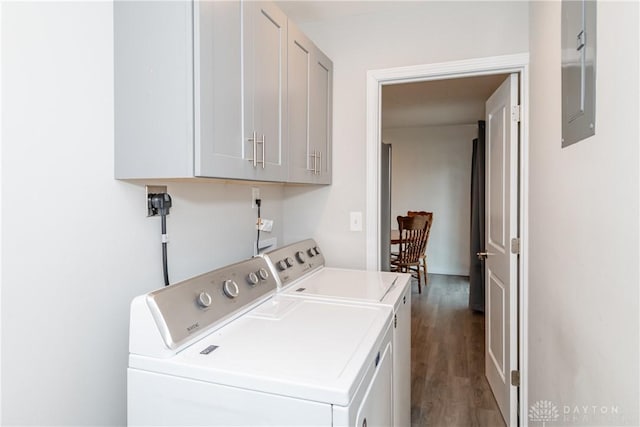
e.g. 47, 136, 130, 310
350, 211, 363, 231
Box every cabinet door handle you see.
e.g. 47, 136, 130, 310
307, 151, 317, 173
248, 132, 265, 169
248, 131, 257, 168
314, 151, 318, 174
258, 134, 265, 169
317, 150, 322, 175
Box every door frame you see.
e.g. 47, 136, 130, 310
364, 53, 529, 426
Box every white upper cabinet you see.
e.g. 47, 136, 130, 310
196, 0, 288, 181
115, 0, 287, 181
115, 1, 328, 184
195, 1, 245, 179
287, 21, 333, 184
309, 44, 333, 184
115, 1, 196, 179
241, 1, 288, 181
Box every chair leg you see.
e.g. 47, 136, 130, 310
422, 257, 428, 288
417, 264, 422, 294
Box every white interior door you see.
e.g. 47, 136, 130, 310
484, 73, 519, 426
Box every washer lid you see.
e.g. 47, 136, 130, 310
283, 268, 405, 303
130, 296, 392, 406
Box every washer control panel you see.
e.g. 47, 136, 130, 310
262, 239, 325, 288
145, 257, 276, 350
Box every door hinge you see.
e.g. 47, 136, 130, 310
511, 370, 521, 387
511, 237, 521, 254
511, 105, 521, 122
394, 314, 397, 328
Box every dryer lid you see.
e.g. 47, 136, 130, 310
130, 296, 392, 406
283, 268, 404, 303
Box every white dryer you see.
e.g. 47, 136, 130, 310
128, 256, 393, 426
262, 239, 413, 427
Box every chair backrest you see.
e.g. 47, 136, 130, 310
407, 211, 434, 253
396, 215, 428, 264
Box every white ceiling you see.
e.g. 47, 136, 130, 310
275, 1, 510, 129
382, 74, 509, 129
275, 1, 418, 24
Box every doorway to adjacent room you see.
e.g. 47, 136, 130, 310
365, 53, 530, 426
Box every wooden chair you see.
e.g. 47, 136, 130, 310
391, 215, 429, 293
407, 211, 433, 288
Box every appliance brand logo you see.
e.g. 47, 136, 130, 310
187, 322, 200, 333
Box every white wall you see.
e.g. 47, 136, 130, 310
284, 1, 529, 269
528, 2, 639, 425
0, 3, 3, 421
1, 3, 284, 425
383, 125, 476, 276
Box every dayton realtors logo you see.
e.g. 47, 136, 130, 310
529, 400, 560, 426
529, 400, 623, 425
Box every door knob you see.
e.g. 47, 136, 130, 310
476, 252, 495, 260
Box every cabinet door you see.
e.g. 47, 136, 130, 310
287, 22, 313, 183
194, 1, 250, 179
243, 1, 288, 182
309, 48, 333, 184
115, 1, 195, 179
287, 21, 333, 184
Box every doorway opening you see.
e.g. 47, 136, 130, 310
379, 74, 508, 278
365, 53, 529, 426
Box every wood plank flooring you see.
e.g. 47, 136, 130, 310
410, 274, 505, 427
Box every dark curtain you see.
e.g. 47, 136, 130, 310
469, 121, 486, 312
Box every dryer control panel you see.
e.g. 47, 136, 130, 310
140, 257, 277, 351
262, 239, 325, 288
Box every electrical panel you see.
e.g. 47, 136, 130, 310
561, 0, 597, 147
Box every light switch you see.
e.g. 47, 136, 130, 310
350, 212, 363, 231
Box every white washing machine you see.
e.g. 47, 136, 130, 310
262, 239, 412, 427
128, 256, 393, 426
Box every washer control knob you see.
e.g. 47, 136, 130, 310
258, 268, 269, 280
307, 248, 316, 257
223, 280, 240, 299
277, 260, 287, 271
285, 257, 295, 267
197, 291, 212, 308
314, 246, 321, 255
296, 251, 306, 263
247, 272, 259, 285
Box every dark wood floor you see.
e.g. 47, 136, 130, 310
410, 274, 505, 427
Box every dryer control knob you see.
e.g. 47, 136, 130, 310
314, 246, 321, 255
296, 251, 306, 263
277, 260, 287, 271
223, 280, 240, 299
285, 257, 295, 267
307, 248, 316, 257
247, 272, 259, 285
197, 291, 212, 308
258, 268, 269, 280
